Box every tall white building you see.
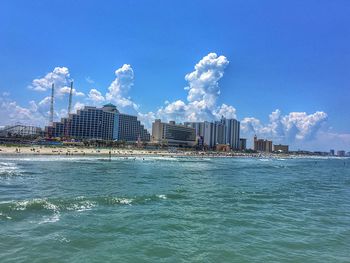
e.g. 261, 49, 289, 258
224, 118, 240, 150
203, 121, 216, 148
185, 117, 240, 150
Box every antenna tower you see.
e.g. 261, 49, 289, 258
68, 81, 73, 115
65, 82, 73, 139
49, 83, 55, 125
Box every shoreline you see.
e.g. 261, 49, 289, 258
0, 145, 346, 159
0, 145, 259, 158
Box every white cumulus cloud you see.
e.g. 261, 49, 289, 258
241, 109, 328, 143
88, 88, 105, 103
58, 86, 85, 97
185, 52, 229, 107
73, 102, 85, 112
155, 53, 234, 123
0, 96, 46, 126
85, 76, 95, 84
137, 111, 156, 131
105, 64, 138, 110
213, 104, 237, 119
29, 67, 71, 92
29, 67, 85, 98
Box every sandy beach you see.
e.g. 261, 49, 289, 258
0, 145, 269, 158
0, 145, 334, 159
0, 145, 170, 156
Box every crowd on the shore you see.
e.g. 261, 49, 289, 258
0, 145, 341, 159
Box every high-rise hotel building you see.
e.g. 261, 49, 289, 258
152, 120, 196, 147
253, 135, 272, 152
185, 117, 240, 150
47, 103, 150, 142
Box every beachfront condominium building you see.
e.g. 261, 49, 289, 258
113, 112, 150, 142
224, 118, 240, 149
185, 117, 240, 150
47, 103, 150, 142
254, 135, 273, 152
184, 122, 205, 138
274, 144, 289, 153
152, 120, 196, 147
337, 150, 346, 157
239, 138, 247, 151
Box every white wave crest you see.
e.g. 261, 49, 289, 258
67, 200, 96, 212
38, 213, 60, 224
0, 212, 12, 220
0, 162, 22, 177
157, 194, 167, 199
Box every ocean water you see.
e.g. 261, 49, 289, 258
0, 155, 349, 263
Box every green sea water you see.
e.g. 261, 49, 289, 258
0, 155, 349, 262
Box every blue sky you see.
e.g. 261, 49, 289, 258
0, 0, 349, 151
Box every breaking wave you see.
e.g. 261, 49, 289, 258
0, 162, 22, 177
0, 194, 173, 222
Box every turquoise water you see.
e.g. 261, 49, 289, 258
0, 156, 349, 262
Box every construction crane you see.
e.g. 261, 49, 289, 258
68, 81, 73, 115
47, 83, 55, 139
49, 83, 55, 125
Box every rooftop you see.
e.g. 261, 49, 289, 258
103, 103, 116, 108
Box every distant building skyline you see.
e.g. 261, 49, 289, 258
185, 117, 240, 150
0, 111, 348, 154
